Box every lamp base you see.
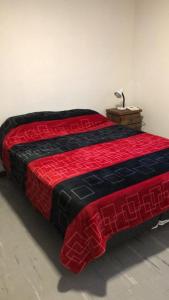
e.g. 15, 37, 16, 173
117, 106, 127, 110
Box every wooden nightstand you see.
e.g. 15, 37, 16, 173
106, 108, 143, 130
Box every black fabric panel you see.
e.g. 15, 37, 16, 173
51, 147, 169, 234
10, 125, 142, 187
0, 109, 96, 156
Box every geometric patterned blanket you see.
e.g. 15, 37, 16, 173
1, 109, 169, 272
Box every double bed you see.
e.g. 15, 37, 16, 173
1, 108, 169, 273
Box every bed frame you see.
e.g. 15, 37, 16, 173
0, 161, 6, 177
0, 171, 6, 177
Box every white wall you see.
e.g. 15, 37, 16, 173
0, 0, 135, 124
134, 0, 169, 138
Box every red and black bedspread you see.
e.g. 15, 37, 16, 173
1, 109, 169, 272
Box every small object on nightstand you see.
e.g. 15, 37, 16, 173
126, 106, 140, 111
106, 107, 143, 131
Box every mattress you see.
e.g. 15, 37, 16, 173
1, 109, 169, 272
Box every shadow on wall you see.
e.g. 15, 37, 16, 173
1, 176, 169, 297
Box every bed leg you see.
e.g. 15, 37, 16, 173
0, 170, 6, 178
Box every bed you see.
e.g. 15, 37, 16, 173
1, 108, 169, 273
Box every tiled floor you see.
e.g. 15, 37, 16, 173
1, 177, 169, 300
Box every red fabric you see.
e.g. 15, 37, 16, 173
2, 113, 113, 170
26, 132, 169, 219
61, 171, 169, 272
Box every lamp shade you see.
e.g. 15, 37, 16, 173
114, 88, 123, 98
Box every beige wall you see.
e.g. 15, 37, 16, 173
134, 0, 169, 138
0, 0, 135, 124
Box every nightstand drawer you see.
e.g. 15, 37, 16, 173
120, 114, 142, 125
126, 123, 142, 130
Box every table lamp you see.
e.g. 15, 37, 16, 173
114, 88, 126, 110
